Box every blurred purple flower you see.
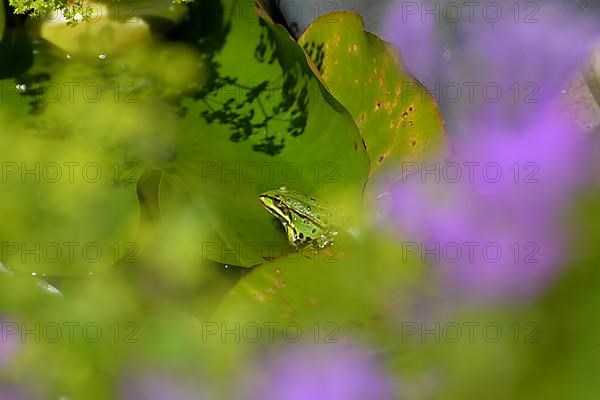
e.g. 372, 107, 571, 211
0, 386, 30, 400
381, 1, 598, 301
382, 0, 441, 83
242, 343, 395, 400
388, 106, 585, 301
0, 318, 19, 369
120, 369, 212, 400
384, 0, 599, 130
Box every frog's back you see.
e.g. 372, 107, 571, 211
286, 190, 333, 217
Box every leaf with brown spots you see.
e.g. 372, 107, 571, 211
298, 12, 447, 195
213, 228, 424, 346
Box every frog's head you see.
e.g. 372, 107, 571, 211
259, 188, 301, 246
259, 188, 293, 227
259, 186, 329, 248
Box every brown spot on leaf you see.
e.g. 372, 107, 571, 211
274, 279, 286, 288
358, 112, 366, 124
370, 314, 382, 321
251, 290, 266, 302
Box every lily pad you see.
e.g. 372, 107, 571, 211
213, 228, 425, 347
158, 0, 370, 267
298, 12, 446, 194
0, 2, 371, 272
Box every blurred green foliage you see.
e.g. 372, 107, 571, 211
0, 0, 598, 398
8, 0, 192, 25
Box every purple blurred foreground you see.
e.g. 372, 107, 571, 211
120, 344, 395, 400
121, 370, 213, 400
0, 387, 30, 400
0, 319, 19, 369
242, 343, 396, 400
382, 0, 599, 301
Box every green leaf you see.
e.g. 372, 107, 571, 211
0, 2, 371, 273
213, 229, 425, 347
0, 262, 61, 296
0, 0, 5, 42
159, 1, 370, 267
298, 12, 446, 191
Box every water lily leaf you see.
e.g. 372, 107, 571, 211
298, 12, 446, 193
213, 229, 424, 346
158, 0, 369, 267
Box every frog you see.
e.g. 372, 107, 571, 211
259, 186, 338, 249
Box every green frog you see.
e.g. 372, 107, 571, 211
259, 186, 339, 249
